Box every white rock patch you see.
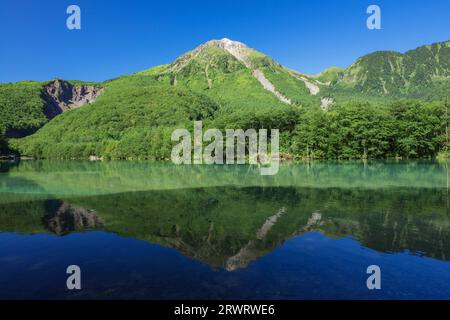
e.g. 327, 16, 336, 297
219, 38, 252, 68
288, 71, 321, 95
301, 77, 320, 95
253, 69, 292, 105
320, 97, 334, 110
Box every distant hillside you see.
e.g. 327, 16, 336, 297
327, 41, 450, 99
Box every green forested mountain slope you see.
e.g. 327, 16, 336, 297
138, 38, 320, 108
2, 39, 449, 159
13, 81, 219, 159
8, 39, 312, 158
327, 40, 450, 98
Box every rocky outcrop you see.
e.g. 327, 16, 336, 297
42, 80, 104, 119
43, 201, 104, 235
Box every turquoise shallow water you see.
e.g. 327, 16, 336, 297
0, 160, 449, 299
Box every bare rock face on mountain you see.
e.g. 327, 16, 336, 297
43, 79, 104, 119
216, 38, 253, 68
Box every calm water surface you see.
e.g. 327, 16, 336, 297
0, 160, 449, 299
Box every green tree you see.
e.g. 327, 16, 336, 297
389, 101, 444, 158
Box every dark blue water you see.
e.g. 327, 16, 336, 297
0, 231, 449, 299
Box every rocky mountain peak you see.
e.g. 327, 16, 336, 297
167, 38, 293, 104
216, 38, 252, 68
212, 38, 248, 49
170, 38, 255, 71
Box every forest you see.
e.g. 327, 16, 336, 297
288, 100, 449, 160
6, 97, 450, 161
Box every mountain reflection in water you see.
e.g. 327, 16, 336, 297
1, 186, 449, 268
0, 160, 449, 299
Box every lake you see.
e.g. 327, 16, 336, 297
0, 160, 449, 299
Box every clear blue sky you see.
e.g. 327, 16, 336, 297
1, 0, 449, 83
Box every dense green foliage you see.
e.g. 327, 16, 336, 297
11, 96, 450, 160
289, 100, 449, 159
0, 81, 47, 135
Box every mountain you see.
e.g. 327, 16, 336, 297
2, 38, 449, 160
138, 39, 320, 107
326, 40, 450, 99
8, 39, 317, 159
